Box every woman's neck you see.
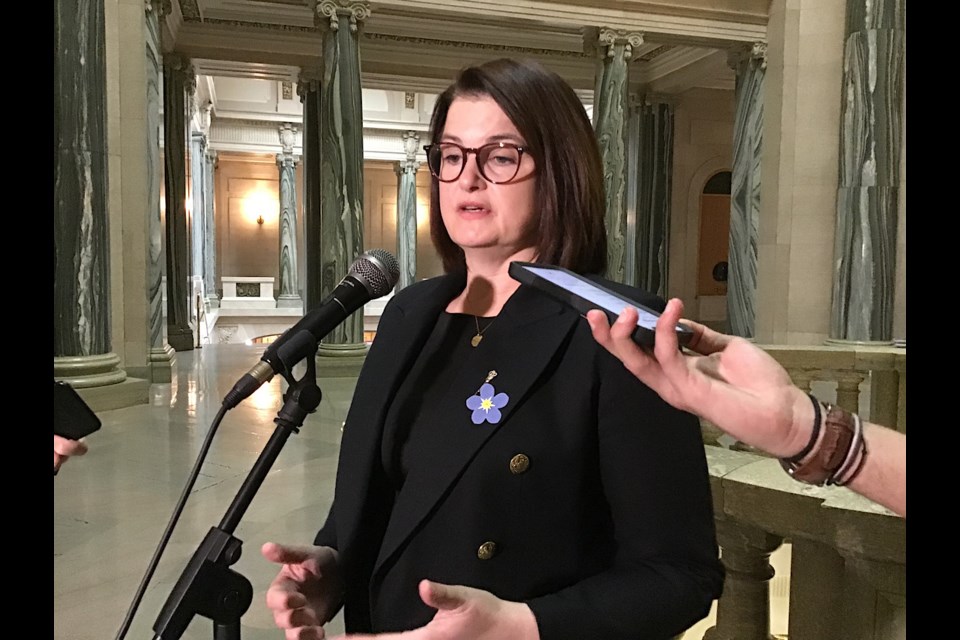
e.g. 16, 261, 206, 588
446, 247, 537, 316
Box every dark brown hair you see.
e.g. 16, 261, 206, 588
428, 58, 607, 274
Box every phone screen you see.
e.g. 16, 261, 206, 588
520, 265, 662, 330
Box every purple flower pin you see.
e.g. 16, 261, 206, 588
466, 382, 510, 425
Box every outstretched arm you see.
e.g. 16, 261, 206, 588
586, 299, 905, 518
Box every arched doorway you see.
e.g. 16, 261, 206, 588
697, 171, 732, 297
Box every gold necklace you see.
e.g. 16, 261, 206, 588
471, 315, 496, 347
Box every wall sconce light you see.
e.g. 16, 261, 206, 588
256, 214, 265, 225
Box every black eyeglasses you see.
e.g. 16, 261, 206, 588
423, 142, 528, 184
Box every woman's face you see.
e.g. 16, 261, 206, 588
437, 95, 538, 262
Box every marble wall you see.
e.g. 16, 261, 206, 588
668, 87, 735, 322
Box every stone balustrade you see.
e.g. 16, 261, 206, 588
760, 343, 906, 434
697, 343, 906, 640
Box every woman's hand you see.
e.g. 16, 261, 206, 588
586, 298, 814, 459
331, 580, 539, 640
261, 542, 345, 640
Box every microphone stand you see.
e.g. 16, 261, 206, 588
151, 332, 325, 640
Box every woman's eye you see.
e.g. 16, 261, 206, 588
489, 153, 517, 165
442, 152, 463, 164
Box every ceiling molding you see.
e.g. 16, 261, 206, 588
370, 0, 766, 46
645, 48, 733, 93
171, 0, 747, 108
361, 32, 590, 59
193, 58, 301, 81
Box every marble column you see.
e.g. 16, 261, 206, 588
315, 0, 369, 354
632, 98, 674, 298
829, 0, 905, 344
146, 0, 175, 381
592, 28, 644, 284
727, 43, 766, 339
277, 123, 303, 309
298, 69, 323, 314
190, 130, 207, 305
54, 0, 127, 387
163, 55, 196, 352
203, 148, 219, 308
395, 131, 420, 291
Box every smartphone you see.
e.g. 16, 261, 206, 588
508, 261, 693, 347
54, 380, 102, 440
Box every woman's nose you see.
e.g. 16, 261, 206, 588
457, 152, 484, 189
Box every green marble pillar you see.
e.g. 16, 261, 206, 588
297, 69, 323, 314
277, 123, 303, 308
395, 131, 420, 291
163, 55, 196, 352
829, 0, 905, 344
727, 44, 766, 339
593, 28, 643, 284
147, 0, 175, 380
632, 99, 674, 298
54, 0, 127, 387
315, 0, 369, 353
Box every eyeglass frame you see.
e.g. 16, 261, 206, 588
422, 141, 529, 184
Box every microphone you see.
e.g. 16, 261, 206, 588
222, 249, 400, 409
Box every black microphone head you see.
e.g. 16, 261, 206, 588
349, 249, 400, 297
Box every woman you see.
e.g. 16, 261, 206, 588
262, 58, 724, 640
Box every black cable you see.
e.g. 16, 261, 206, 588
114, 403, 230, 640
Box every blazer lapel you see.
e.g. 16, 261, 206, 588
372, 284, 578, 577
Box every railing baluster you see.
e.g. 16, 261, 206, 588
704, 519, 782, 640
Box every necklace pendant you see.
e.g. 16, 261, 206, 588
471, 334, 483, 347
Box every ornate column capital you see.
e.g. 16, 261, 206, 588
297, 68, 322, 100
205, 148, 218, 166
750, 41, 768, 69
165, 55, 197, 94
597, 28, 645, 61
279, 123, 299, 155
198, 100, 213, 135
394, 131, 420, 174
314, 0, 370, 32
402, 131, 420, 161
727, 41, 767, 70
147, 0, 171, 17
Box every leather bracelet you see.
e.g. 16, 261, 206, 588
779, 404, 857, 486
783, 394, 823, 463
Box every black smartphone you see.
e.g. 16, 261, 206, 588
508, 261, 693, 347
54, 380, 102, 440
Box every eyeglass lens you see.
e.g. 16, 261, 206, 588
427, 143, 522, 183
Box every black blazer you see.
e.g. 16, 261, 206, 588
315, 271, 724, 640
